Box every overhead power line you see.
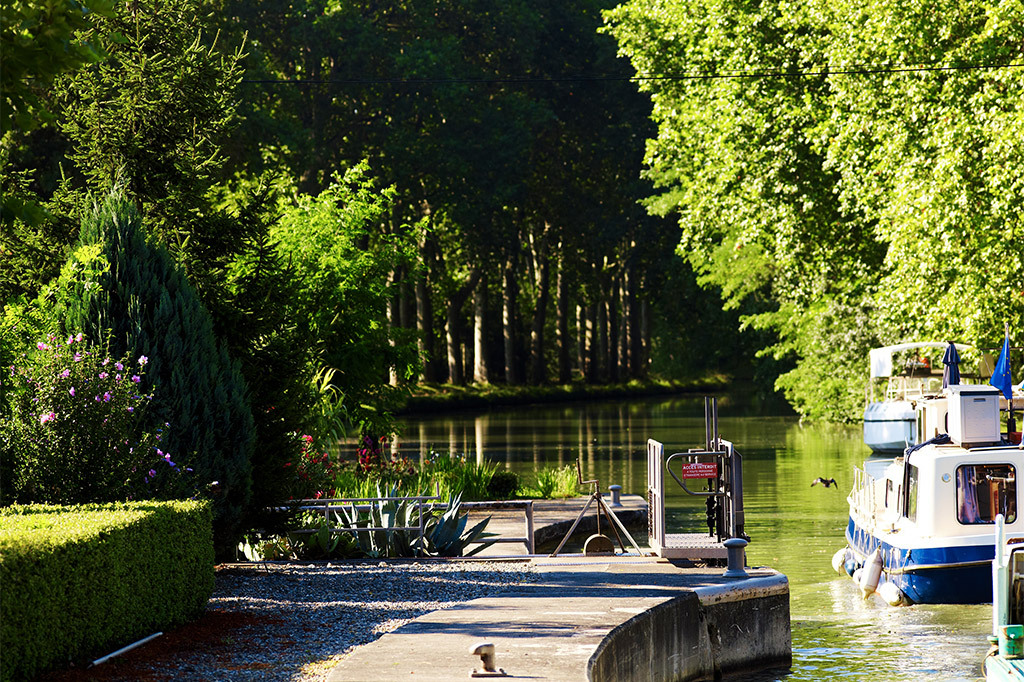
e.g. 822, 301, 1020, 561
240, 60, 1024, 86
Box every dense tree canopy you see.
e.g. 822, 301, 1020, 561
605, 0, 1024, 419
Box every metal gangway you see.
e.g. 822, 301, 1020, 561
647, 397, 747, 561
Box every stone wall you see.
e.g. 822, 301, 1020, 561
587, 574, 791, 682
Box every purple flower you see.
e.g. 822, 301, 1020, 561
36, 342, 49, 350
66, 335, 74, 345
149, 469, 156, 477
39, 412, 56, 425
131, 375, 141, 383
115, 374, 122, 381
127, 406, 134, 413
76, 333, 83, 342
115, 362, 124, 371
138, 355, 149, 366
74, 353, 83, 362
98, 372, 108, 379
69, 387, 75, 397
103, 392, 112, 402
95, 395, 101, 402
61, 369, 70, 378
102, 358, 110, 366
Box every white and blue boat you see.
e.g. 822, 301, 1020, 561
837, 383, 1024, 605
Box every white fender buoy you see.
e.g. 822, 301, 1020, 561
860, 547, 883, 598
832, 547, 848, 574
852, 567, 863, 586
876, 581, 908, 606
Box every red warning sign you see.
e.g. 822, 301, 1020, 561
680, 462, 718, 479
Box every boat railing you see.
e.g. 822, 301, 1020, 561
848, 466, 877, 527
882, 375, 943, 402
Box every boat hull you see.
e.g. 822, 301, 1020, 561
845, 517, 993, 604
984, 655, 1024, 681
863, 401, 917, 454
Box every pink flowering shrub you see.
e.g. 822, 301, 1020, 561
0, 334, 193, 504
327, 436, 417, 497
282, 434, 336, 500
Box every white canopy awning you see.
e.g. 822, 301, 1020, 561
869, 342, 972, 378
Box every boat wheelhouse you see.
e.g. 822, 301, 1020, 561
863, 342, 972, 454
837, 383, 1024, 605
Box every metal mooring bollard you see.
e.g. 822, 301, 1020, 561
470, 642, 509, 677
608, 484, 623, 507
723, 537, 749, 578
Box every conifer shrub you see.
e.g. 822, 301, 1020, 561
59, 193, 254, 552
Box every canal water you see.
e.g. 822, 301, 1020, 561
396, 393, 988, 681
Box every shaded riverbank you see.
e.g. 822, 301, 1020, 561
399, 376, 732, 415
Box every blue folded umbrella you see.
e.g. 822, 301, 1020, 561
942, 341, 960, 388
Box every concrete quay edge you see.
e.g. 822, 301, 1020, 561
327, 557, 791, 682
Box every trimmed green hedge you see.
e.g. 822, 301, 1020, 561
0, 500, 214, 682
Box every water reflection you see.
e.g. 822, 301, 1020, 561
396, 395, 989, 681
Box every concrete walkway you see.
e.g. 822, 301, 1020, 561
327, 557, 790, 682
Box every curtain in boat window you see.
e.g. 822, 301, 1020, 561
905, 465, 919, 522
956, 464, 1016, 524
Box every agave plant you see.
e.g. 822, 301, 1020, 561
333, 489, 497, 558
336, 486, 420, 558
420, 493, 497, 558
288, 509, 360, 560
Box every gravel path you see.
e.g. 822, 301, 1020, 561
210, 561, 537, 681
43, 560, 536, 682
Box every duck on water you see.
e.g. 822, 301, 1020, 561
836, 340, 1023, 606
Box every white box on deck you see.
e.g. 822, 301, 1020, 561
916, 396, 949, 442
944, 384, 1001, 445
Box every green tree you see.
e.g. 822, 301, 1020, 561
605, 0, 1024, 419
271, 164, 419, 438
819, 0, 1024, 349
0, 0, 117, 224
44, 0, 333, 510
60, 192, 254, 551
55, 0, 248, 284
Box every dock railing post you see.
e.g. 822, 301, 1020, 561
525, 500, 535, 555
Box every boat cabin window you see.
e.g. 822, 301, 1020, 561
905, 465, 919, 522
956, 464, 1016, 524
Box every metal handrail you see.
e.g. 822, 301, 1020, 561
665, 450, 727, 497
279, 496, 535, 554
